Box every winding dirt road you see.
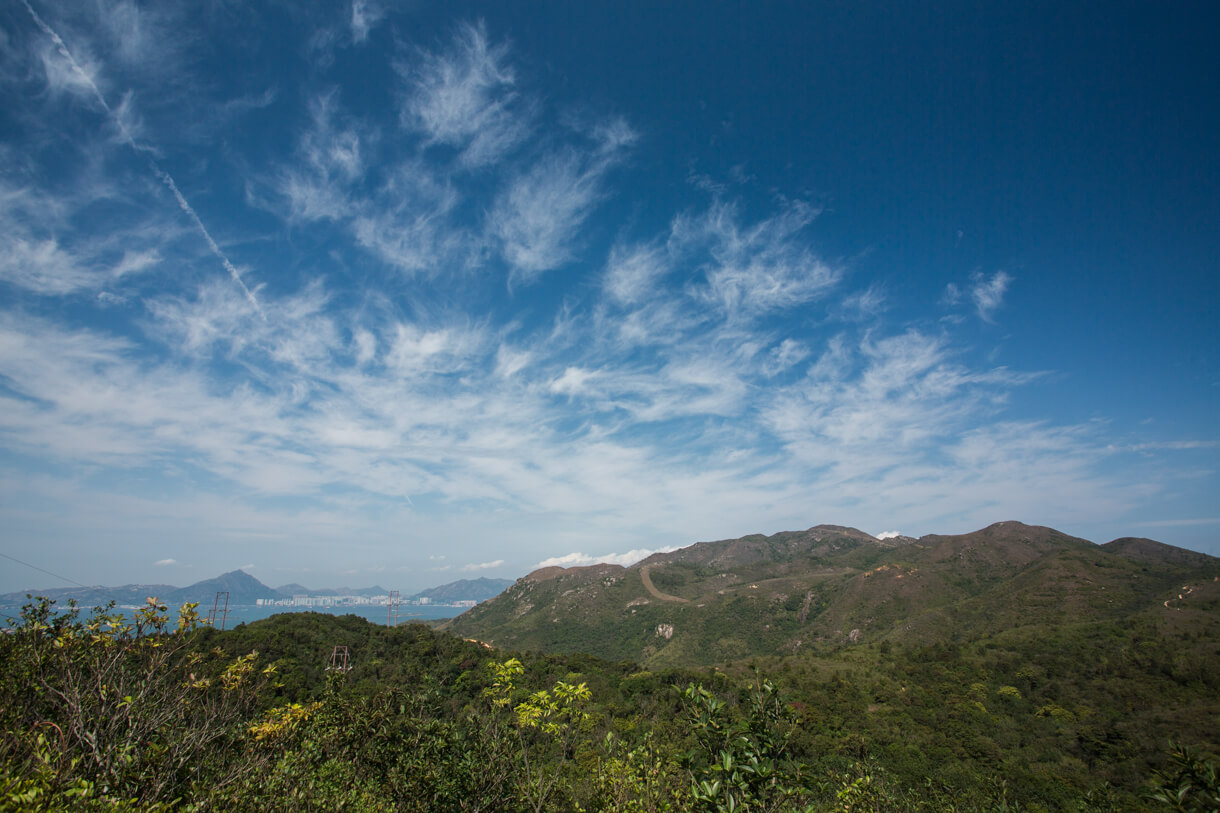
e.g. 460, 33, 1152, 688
639, 565, 689, 603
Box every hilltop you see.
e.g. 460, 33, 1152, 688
446, 520, 1220, 667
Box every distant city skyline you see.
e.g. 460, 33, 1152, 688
0, 1, 1216, 593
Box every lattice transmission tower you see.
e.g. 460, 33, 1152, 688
208, 591, 230, 630
325, 645, 352, 673
387, 590, 400, 627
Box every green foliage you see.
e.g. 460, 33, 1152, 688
592, 732, 690, 812
2, 595, 1215, 811
483, 658, 593, 812
0, 597, 267, 808
679, 678, 814, 812
1148, 745, 1220, 812
215, 684, 520, 812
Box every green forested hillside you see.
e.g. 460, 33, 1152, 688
446, 522, 1219, 666
2, 521, 1218, 811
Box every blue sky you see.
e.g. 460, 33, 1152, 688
1, 1, 1216, 593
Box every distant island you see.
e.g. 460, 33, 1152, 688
257, 576, 515, 611
0, 571, 512, 613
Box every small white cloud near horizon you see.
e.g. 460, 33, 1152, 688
534, 546, 679, 570
462, 559, 504, 571
154, 558, 177, 566
875, 531, 903, 540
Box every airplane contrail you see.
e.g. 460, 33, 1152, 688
20, 0, 265, 318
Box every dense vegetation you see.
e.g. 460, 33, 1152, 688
2, 596, 1218, 811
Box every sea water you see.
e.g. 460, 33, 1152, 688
1, 602, 465, 628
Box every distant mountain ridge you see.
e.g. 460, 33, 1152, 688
1, 571, 510, 609
445, 520, 1220, 667
412, 577, 512, 603
166, 570, 283, 606
0, 570, 287, 609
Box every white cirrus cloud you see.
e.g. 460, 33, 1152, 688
350, 0, 384, 44
0, 237, 97, 294
840, 284, 887, 320
971, 270, 1012, 321
491, 151, 603, 280
604, 242, 667, 305
675, 200, 840, 319
401, 22, 526, 167
549, 366, 598, 396
303, 93, 367, 183
763, 338, 810, 377
350, 173, 464, 274
946, 271, 1013, 322
495, 344, 531, 378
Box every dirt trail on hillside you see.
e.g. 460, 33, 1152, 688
639, 565, 689, 603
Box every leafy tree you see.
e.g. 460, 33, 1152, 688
592, 732, 690, 812
0, 597, 267, 808
679, 677, 815, 812
484, 658, 593, 812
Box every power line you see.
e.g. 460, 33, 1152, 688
0, 551, 89, 589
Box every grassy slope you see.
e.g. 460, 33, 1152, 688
448, 521, 1220, 668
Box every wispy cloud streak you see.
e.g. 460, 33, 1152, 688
153, 168, 263, 316
20, 0, 262, 316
